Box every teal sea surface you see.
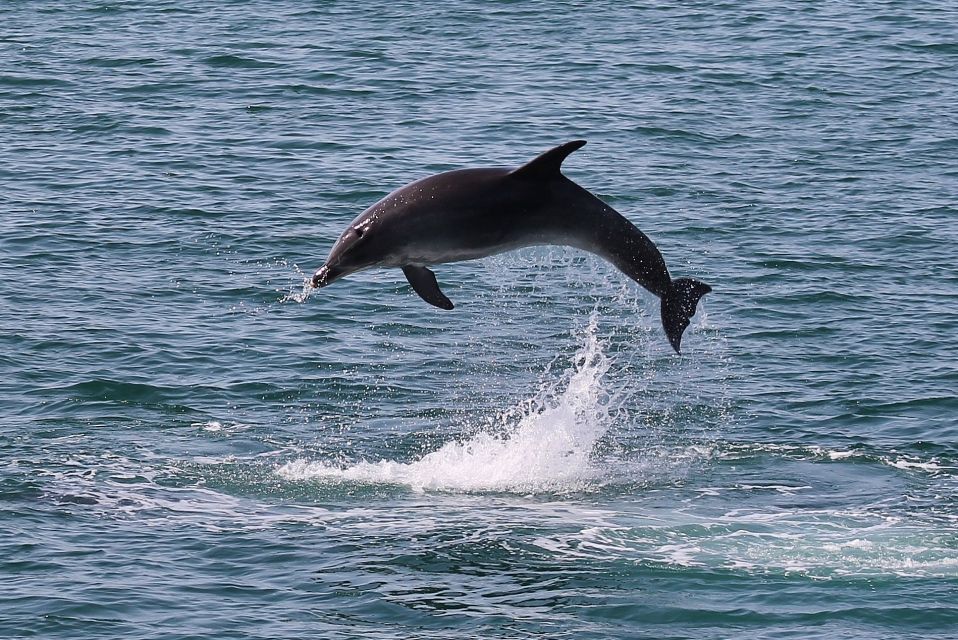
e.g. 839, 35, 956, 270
2, 2, 957, 638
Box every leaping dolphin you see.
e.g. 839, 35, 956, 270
311, 140, 711, 353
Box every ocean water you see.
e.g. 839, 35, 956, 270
2, 1, 956, 638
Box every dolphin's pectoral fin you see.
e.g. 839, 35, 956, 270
510, 140, 587, 180
402, 265, 454, 310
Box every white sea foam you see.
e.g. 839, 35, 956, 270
536, 506, 958, 579
190, 420, 252, 434
888, 457, 949, 473
278, 316, 616, 493
717, 442, 954, 476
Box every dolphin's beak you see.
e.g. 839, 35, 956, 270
311, 265, 330, 288
311, 264, 346, 288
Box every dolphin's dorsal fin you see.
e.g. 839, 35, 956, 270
510, 140, 586, 180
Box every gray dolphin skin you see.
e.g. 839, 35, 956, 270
311, 140, 711, 353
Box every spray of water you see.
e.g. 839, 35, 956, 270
278, 316, 617, 493
280, 271, 313, 303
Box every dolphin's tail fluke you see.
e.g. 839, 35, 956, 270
661, 278, 712, 354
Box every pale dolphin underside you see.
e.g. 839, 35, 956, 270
311, 140, 711, 353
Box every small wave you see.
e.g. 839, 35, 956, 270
202, 54, 280, 69
53, 379, 173, 402
79, 56, 159, 68
0, 74, 73, 88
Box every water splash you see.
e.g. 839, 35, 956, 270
280, 271, 313, 303
278, 315, 616, 493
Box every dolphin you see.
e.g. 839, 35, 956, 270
311, 140, 711, 353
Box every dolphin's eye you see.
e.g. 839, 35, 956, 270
354, 227, 365, 238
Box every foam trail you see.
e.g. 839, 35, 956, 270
279, 316, 613, 493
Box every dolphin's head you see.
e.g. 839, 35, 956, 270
311, 221, 378, 288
